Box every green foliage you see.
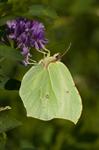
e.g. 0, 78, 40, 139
0, 45, 23, 61
0, 133, 6, 150
0, 1, 57, 26
0, 111, 21, 133
0, 0, 99, 149
26, 5, 58, 19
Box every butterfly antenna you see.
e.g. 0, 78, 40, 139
61, 42, 72, 58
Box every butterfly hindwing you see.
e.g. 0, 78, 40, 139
19, 61, 82, 124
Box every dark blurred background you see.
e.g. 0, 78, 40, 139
0, 0, 99, 149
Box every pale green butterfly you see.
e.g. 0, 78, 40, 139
19, 47, 82, 124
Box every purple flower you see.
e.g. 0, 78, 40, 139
6, 18, 48, 65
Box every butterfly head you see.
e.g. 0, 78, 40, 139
53, 53, 61, 61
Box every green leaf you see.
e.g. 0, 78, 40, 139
20, 139, 34, 150
19, 55, 82, 124
0, 110, 22, 133
0, 64, 9, 89
0, 133, 6, 150
26, 5, 58, 19
0, 71, 9, 89
0, 16, 15, 26
0, 57, 19, 88
0, 45, 23, 61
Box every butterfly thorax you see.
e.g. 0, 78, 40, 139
39, 53, 61, 69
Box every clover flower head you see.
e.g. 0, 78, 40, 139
6, 18, 48, 65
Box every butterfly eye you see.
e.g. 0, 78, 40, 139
54, 53, 61, 60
